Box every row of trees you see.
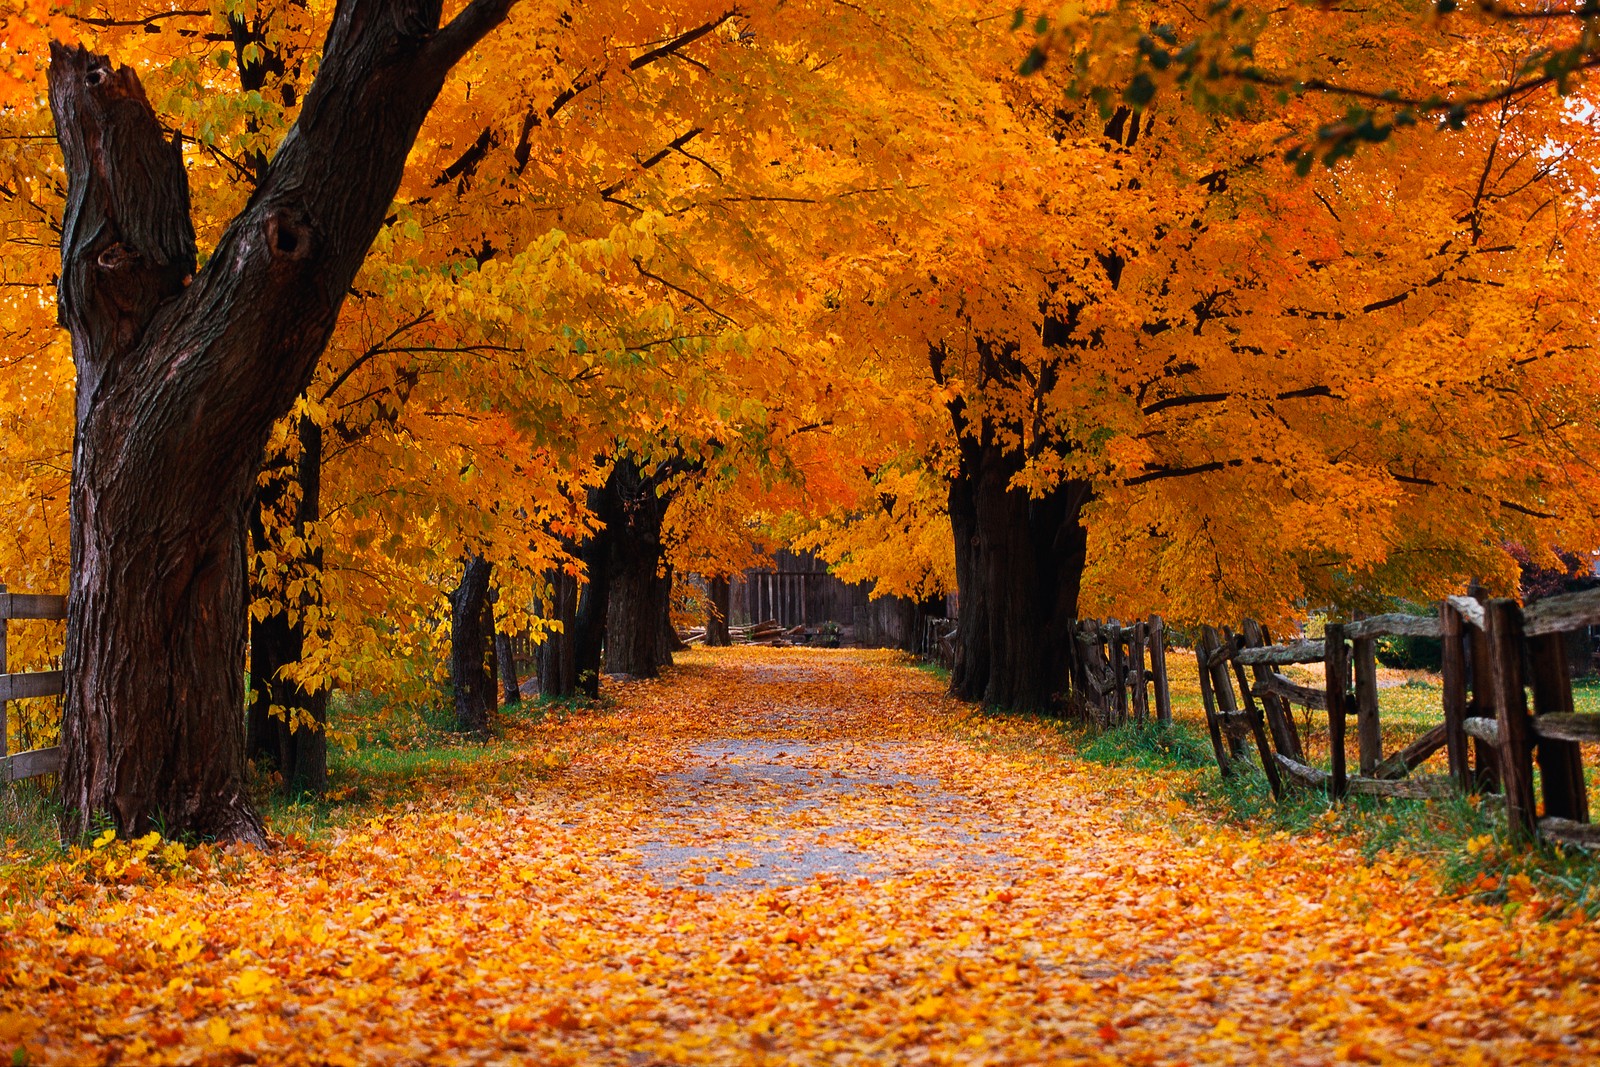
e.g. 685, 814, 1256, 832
1, 1, 1598, 838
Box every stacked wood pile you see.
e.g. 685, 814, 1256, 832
1074, 616, 1173, 726
1202, 589, 1600, 849
918, 617, 957, 669
0, 582, 66, 783
733, 619, 789, 645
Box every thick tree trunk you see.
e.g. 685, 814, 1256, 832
246, 416, 328, 796
48, 3, 514, 841
706, 577, 732, 646
947, 439, 1090, 713
449, 554, 495, 737
535, 568, 581, 699
604, 459, 675, 678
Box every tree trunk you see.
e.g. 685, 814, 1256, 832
496, 632, 520, 706
47, 4, 514, 842
947, 438, 1090, 713
604, 459, 675, 678
246, 416, 328, 797
535, 568, 581, 699
706, 577, 732, 646
449, 554, 495, 737
481, 588, 499, 714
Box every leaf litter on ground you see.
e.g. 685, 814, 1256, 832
2, 647, 1598, 1065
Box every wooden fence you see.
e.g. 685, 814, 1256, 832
915, 614, 1174, 726
0, 583, 66, 783
1073, 616, 1173, 726
1200, 589, 1600, 849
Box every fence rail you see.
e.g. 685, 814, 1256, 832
0, 583, 65, 783
1203, 587, 1600, 850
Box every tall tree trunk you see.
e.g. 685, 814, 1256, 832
481, 588, 499, 714
496, 632, 521, 706
535, 568, 581, 699
246, 416, 328, 796
604, 458, 675, 678
449, 554, 494, 737
47, 3, 514, 841
706, 577, 732, 646
947, 438, 1091, 713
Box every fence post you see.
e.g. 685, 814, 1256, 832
1130, 622, 1149, 724
1485, 599, 1537, 840
1228, 625, 1283, 800
1148, 614, 1171, 725
1325, 623, 1350, 799
1208, 628, 1245, 759
1353, 636, 1382, 776
1527, 631, 1589, 824
1196, 626, 1231, 776
1439, 600, 1472, 791
1108, 621, 1127, 725
1466, 582, 1499, 792
1245, 620, 1303, 761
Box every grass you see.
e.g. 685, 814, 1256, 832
257, 687, 591, 841
1069, 714, 1600, 920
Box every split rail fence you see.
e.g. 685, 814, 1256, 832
1199, 588, 1600, 849
0, 582, 66, 783
917, 614, 1175, 726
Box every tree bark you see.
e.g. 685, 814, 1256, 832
706, 577, 732, 646
496, 631, 520, 706
603, 458, 677, 678
449, 554, 494, 737
48, 3, 515, 841
535, 568, 581, 699
946, 437, 1090, 713
246, 416, 328, 796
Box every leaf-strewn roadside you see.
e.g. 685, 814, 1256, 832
3, 647, 1598, 1065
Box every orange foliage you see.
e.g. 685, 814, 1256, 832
4, 649, 1598, 1063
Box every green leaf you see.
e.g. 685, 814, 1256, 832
1018, 46, 1047, 76
1034, 14, 1050, 34
1010, 7, 1025, 31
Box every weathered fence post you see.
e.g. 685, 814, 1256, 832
1149, 614, 1171, 725
1130, 622, 1149, 724
1466, 583, 1500, 793
1439, 599, 1472, 791
1207, 628, 1246, 759
1526, 632, 1589, 824
1196, 626, 1231, 776
1108, 621, 1127, 725
1325, 623, 1350, 799
1353, 635, 1382, 777
1485, 599, 1538, 839
1228, 624, 1283, 799
1244, 620, 1303, 761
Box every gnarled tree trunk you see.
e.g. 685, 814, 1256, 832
946, 440, 1091, 713
48, 1, 514, 841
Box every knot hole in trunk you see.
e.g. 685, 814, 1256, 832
266, 210, 314, 261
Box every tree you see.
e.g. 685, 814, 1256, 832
44, 0, 516, 841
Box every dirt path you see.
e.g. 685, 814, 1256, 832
3, 647, 1597, 1065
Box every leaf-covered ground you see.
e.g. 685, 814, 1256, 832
4, 647, 1599, 1065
